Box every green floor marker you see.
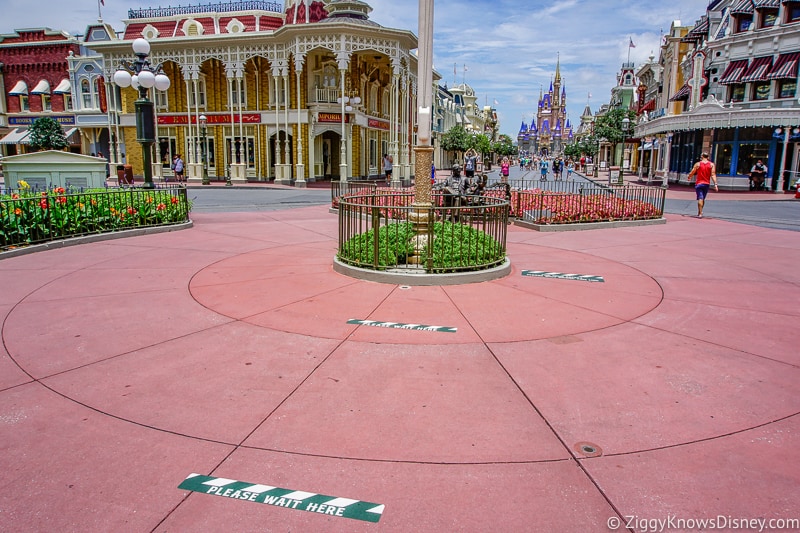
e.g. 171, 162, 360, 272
348, 318, 457, 333
521, 270, 604, 283
179, 473, 385, 523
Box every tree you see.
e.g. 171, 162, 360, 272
492, 134, 516, 158
439, 125, 471, 154
592, 108, 636, 146
469, 133, 492, 158
28, 117, 68, 152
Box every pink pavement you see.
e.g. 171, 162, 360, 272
1, 204, 799, 531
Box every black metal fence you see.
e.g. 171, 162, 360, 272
508, 183, 665, 223
1, 186, 190, 251
337, 192, 508, 273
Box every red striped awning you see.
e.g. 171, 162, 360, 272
639, 99, 656, 113
668, 83, 691, 101
756, 0, 779, 7
731, 0, 755, 14
766, 52, 800, 79
741, 56, 774, 82
719, 60, 750, 84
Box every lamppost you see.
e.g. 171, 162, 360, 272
337, 94, 360, 182
664, 132, 673, 189
113, 37, 171, 189
614, 116, 631, 185
199, 114, 210, 185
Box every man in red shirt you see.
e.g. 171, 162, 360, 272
687, 152, 718, 218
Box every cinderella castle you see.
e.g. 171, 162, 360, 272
517, 57, 573, 157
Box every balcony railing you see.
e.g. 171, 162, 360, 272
128, 1, 281, 19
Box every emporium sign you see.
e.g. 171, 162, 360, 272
10, 115, 75, 126
157, 113, 261, 125
317, 112, 349, 123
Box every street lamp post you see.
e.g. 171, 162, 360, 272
614, 116, 631, 185
199, 114, 209, 185
113, 38, 171, 189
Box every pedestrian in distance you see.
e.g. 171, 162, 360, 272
687, 151, 718, 218
464, 148, 478, 178
500, 157, 510, 184
567, 159, 574, 180
540, 158, 549, 181
172, 154, 185, 183
383, 153, 393, 186
749, 159, 767, 191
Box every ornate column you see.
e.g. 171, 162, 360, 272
294, 54, 306, 187
409, 0, 434, 266
337, 51, 350, 181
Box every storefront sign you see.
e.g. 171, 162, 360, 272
368, 118, 390, 130
9, 115, 75, 126
317, 112, 349, 123
157, 113, 261, 125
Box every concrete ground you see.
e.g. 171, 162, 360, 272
1, 185, 799, 531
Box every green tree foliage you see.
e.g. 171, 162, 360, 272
592, 108, 636, 145
492, 134, 516, 157
28, 117, 68, 152
439, 125, 471, 153
469, 133, 492, 157
564, 137, 599, 158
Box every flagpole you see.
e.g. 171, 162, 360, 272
98, 0, 103, 20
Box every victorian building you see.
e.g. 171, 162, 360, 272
517, 58, 573, 157
0, 28, 82, 155
635, 0, 800, 191
86, 0, 421, 185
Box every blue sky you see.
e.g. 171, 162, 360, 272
2, 0, 708, 138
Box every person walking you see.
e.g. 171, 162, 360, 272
383, 153, 393, 186
500, 157, 510, 184
172, 154, 185, 183
540, 158, 549, 181
687, 152, 718, 218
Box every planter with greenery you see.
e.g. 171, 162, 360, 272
1, 181, 191, 251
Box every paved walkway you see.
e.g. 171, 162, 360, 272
1, 200, 799, 530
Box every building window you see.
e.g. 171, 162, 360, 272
737, 143, 770, 176
269, 76, 285, 106
155, 89, 168, 110
779, 79, 797, 98
735, 15, 753, 32
158, 133, 177, 169
715, 144, 733, 174
80, 78, 99, 109
41, 94, 51, 111
760, 9, 778, 28
189, 78, 206, 108
20, 95, 29, 111
63, 94, 72, 111
230, 78, 247, 107
752, 81, 770, 100
787, 5, 800, 23
729, 84, 745, 102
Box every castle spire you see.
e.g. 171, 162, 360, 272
555, 52, 561, 84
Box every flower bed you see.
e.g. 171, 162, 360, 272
333, 184, 663, 225
1, 181, 191, 251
